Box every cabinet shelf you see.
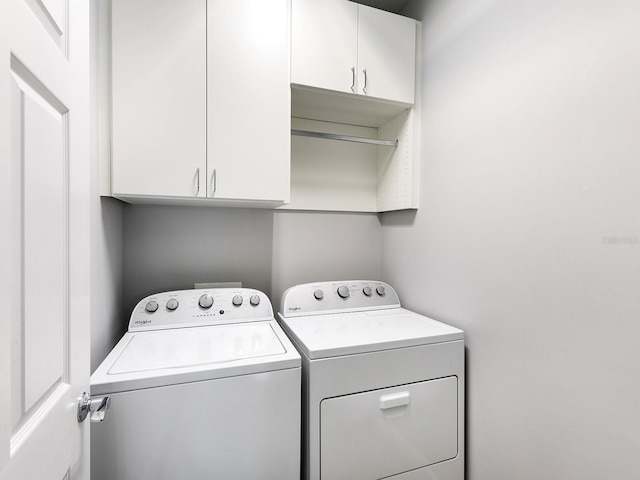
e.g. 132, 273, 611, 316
291, 129, 398, 147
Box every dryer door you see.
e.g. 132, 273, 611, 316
320, 376, 458, 479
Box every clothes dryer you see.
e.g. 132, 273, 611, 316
91, 288, 300, 480
278, 280, 464, 480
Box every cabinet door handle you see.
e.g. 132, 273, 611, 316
211, 168, 217, 196
196, 168, 200, 196
362, 68, 368, 95
351, 66, 356, 93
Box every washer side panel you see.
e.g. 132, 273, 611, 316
91, 368, 301, 480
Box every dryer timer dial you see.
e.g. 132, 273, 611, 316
337, 286, 350, 299
232, 295, 243, 306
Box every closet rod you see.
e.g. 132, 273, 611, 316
291, 129, 398, 147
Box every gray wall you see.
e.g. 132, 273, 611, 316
383, 0, 640, 478
121, 207, 382, 326
92, 204, 382, 371
90, 198, 124, 372
121, 205, 274, 313
271, 211, 382, 312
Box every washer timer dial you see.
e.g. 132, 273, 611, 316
198, 294, 214, 309
166, 299, 179, 311
145, 300, 158, 313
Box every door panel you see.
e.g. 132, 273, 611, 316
16, 71, 67, 415
22, 0, 67, 52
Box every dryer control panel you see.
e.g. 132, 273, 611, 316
129, 288, 274, 332
280, 280, 400, 317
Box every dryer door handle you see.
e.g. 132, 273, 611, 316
379, 391, 410, 410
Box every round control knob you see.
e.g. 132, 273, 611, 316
249, 294, 260, 306
337, 286, 350, 299
313, 289, 324, 300
363, 286, 372, 297
166, 299, 179, 311
198, 294, 214, 309
145, 300, 158, 313
376, 285, 386, 296
232, 295, 243, 307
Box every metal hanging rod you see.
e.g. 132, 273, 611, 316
291, 129, 398, 147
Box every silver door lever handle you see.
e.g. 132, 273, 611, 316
90, 396, 111, 422
77, 392, 111, 423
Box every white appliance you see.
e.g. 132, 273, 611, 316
91, 288, 301, 480
278, 280, 464, 480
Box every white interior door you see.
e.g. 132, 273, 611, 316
0, 0, 91, 479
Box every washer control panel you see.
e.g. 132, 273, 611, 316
280, 281, 400, 317
129, 288, 273, 332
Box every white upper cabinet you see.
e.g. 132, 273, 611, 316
207, 0, 290, 204
291, 0, 416, 105
291, 0, 358, 96
110, 0, 290, 206
111, 0, 207, 199
357, 4, 416, 105
287, 0, 420, 213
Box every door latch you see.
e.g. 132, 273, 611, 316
77, 391, 112, 423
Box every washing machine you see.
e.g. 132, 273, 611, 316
278, 280, 465, 480
90, 288, 301, 480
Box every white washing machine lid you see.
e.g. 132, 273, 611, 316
278, 307, 464, 360
91, 320, 300, 395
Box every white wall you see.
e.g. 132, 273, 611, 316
383, 0, 640, 478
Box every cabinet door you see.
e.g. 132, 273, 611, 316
207, 0, 290, 203
291, 0, 358, 95
357, 5, 416, 104
111, 0, 206, 198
